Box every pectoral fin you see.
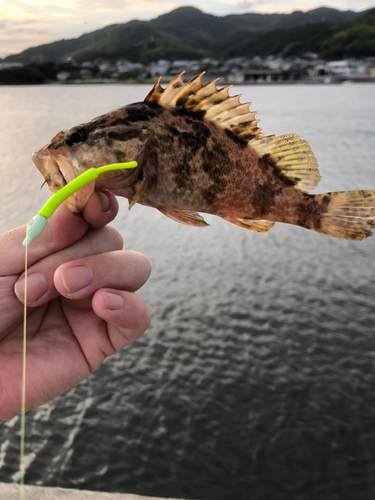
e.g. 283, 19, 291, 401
221, 216, 275, 233
159, 207, 209, 227
127, 131, 155, 208
128, 169, 151, 209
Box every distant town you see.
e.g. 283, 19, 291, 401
1, 54, 375, 85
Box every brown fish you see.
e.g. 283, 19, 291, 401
32, 73, 375, 240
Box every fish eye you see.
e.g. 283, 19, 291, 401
65, 129, 86, 147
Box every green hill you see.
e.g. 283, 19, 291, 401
271, 7, 362, 29
320, 7, 375, 58
67, 22, 209, 63
226, 23, 336, 59
4, 6, 368, 65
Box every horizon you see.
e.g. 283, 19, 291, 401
1, 1, 374, 59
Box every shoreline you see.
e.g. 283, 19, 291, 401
1, 77, 375, 86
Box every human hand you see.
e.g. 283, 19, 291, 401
0, 190, 151, 421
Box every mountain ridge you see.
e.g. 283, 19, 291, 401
4, 6, 370, 64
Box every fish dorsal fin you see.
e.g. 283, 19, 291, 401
221, 216, 275, 233
144, 72, 263, 141
249, 134, 321, 193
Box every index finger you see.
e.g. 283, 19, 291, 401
0, 190, 119, 275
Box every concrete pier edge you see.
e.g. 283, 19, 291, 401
0, 482, 189, 500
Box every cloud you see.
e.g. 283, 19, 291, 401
231, 0, 264, 9
73, 0, 130, 11
0, 28, 50, 57
227, 0, 297, 12
222, 0, 375, 13
0, 17, 49, 38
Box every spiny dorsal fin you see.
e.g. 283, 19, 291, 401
249, 134, 321, 193
222, 216, 275, 233
144, 72, 263, 141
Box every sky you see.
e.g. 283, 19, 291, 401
1, 0, 374, 58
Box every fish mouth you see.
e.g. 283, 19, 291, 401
32, 150, 95, 213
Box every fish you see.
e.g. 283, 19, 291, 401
32, 73, 375, 241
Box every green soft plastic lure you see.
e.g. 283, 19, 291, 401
23, 161, 137, 247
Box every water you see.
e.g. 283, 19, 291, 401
0, 83, 375, 500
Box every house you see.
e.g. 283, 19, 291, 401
326, 60, 357, 77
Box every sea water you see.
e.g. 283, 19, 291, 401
0, 83, 374, 500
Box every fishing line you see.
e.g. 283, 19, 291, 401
19, 240, 27, 500
18, 161, 137, 499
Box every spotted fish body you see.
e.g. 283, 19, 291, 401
32, 73, 375, 240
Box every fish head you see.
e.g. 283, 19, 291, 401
32, 113, 152, 213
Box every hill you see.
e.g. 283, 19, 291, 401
67, 21, 209, 63
225, 22, 336, 59
320, 7, 375, 58
4, 6, 368, 64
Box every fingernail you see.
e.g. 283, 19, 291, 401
97, 191, 110, 212
59, 266, 93, 294
102, 291, 124, 310
15, 273, 48, 305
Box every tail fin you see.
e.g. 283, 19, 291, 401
314, 190, 375, 240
